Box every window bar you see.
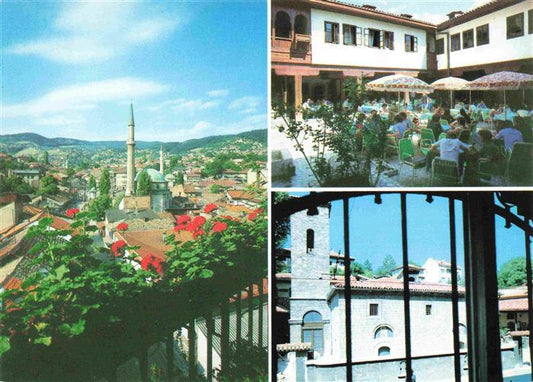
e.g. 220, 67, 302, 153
166, 333, 174, 381
248, 282, 254, 345
461, 195, 474, 376
206, 310, 213, 381
400, 194, 413, 382
343, 197, 353, 382
221, 300, 230, 374
448, 198, 461, 382
258, 278, 264, 348
236, 290, 242, 345
188, 319, 197, 379
524, 214, 532, 367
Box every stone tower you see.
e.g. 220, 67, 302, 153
125, 104, 136, 196
289, 204, 332, 358
159, 145, 164, 174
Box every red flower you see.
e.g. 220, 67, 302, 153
174, 224, 187, 232
204, 203, 217, 213
192, 215, 206, 227
111, 240, 126, 257
66, 208, 80, 218
248, 212, 258, 221
177, 215, 191, 225
212, 221, 227, 233
141, 254, 164, 275
117, 222, 129, 232
193, 229, 205, 239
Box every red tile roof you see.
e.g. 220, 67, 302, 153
499, 297, 529, 312
116, 229, 193, 261
331, 277, 466, 295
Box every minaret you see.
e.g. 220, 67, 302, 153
159, 145, 164, 174
125, 104, 136, 196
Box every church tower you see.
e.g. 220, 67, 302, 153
159, 145, 164, 174
125, 104, 136, 196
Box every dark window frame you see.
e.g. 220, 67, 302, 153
404, 34, 418, 52
426, 304, 432, 315
325, 21, 340, 44
436, 38, 445, 55
274, 11, 292, 39
529, 9, 533, 34
462, 29, 474, 49
476, 24, 490, 46
369, 303, 379, 316
343, 24, 357, 46
306, 229, 315, 253
384, 30, 394, 50
451, 33, 461, 51
507, 12, 524, 39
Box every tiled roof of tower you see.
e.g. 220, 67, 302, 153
302, 0, 437, 28
499, 297, 528, 312
437, 0, 523, 30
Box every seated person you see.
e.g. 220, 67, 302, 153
459, 108, 471, 124
428, 114, 443, 141
389, 114, 408, 140
379, 103, 389, 116
426, 130, 471, 174
477, 100, 487, 109
495, 121, 524, 152
476, 129, 505, 177
400, 112, 414, 131
441, 107, 453, 124
342, 98, 353, 111
450, 116, 466, 131
302, 98, 313, 111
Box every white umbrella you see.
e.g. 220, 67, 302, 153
430, 76, 470, 107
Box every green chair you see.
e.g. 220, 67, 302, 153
420, 128, 435, 156
398, 138, 424, 181
438, 133, 447, 141
506, 142, 533, 185
431, 157, 461, 186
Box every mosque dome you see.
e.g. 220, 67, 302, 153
135, 168, 166, 183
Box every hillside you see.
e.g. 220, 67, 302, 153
0, 129, 266, 154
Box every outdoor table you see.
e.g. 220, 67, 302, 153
361, 105, 379, 113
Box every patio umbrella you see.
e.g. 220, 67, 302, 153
366, 74, 433, 106
466, 71, 533, 118
430, 76, 470, 108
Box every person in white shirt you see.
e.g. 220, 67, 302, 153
427, 130, 471, 174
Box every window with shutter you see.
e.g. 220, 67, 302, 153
364, 28, 369, 46
356, 27, 362, 46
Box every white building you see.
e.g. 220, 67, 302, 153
278, 205, 468, 381
436, 0, 533, 78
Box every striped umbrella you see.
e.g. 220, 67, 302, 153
366, 74, 433, 94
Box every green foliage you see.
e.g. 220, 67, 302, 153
88, 174, 96, 190
273, 192, 290, 250
87, 194, 112, 221
176, 171, 184, 185
375, 255, 398, 277
210, 184, 224, 194
272, 81, 387, 186
38, 175, 59, 196
498, 257, 531, 288
99, 168, 111, 196
215, 342, 268, 382
113, 192, 125, 208
42, 151, 49, 165
0, 176, 35, 194
136, 170, 152, 196
202, 154, 241, 178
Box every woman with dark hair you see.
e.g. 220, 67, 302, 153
441, 107, 453, 124
428, 114, 443, 141
477, 129, 504, 178
459, 108, 471, 124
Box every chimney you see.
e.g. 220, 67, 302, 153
400, 13, 413, 19
446, 11, 464, 20
362, 4, 377, 10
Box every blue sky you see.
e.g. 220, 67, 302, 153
1, 0, 267, 141
283, 193, 528, 272
345, 0, 495, 24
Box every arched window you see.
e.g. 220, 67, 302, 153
302, 311, 324, 355
275, 11, 291, 38
374, 325, 394, 339
378, 346, 390, 356
294, 15, 308, 35
306, 229, 314, 253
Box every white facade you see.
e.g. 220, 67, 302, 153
420, 258, 463, 284
437, 2, 533, 70
311, 9, 429, 70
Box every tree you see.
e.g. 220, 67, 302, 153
0, 176, 35, 194
42, 151, 49, 165
87, 194, 112, 221
363, 259, 373, 274
176, 171, 184, 185
37, 175, 58, 196
351, 261, 365, 276
89, 175, 96, 190
136, 170, 151, 196
375, 255, 397, 277
498, 257, 531, 288
273, 192, 290, 250
99, 168, 111, 196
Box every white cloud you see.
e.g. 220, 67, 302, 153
193, 121, 214, 130
228, 96, 263, 111
3, 77, 169, 118
207, 89, 230, 97
33, 114, 87, 127
147, 98, 221, 114
471, 0, 493, 9
7, 2, 180, 64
